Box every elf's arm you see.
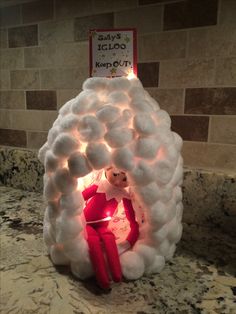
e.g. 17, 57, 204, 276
82, 184, 98, 201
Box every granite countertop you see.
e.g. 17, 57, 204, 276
0, 185, 236, 314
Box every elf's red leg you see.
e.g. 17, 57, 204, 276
85, 225, 110, 289
98, 227, 122, 283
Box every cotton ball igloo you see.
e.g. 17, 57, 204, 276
39, 76, 183, 284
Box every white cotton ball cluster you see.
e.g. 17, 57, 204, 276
39, 76, 183, 282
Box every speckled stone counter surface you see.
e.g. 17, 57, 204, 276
1, 185, 236, 314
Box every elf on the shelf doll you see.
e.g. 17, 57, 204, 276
82, 167, 139, 289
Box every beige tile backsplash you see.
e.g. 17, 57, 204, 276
0, 0, 235, 173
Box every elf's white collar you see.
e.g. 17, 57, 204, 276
97, 180, 130, 202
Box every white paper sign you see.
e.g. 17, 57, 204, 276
89, 29, 137, 78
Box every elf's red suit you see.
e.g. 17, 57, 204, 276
82, 180, 139, 289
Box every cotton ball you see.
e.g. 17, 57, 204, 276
43, 221, 55, 248
59, 98, 74, 116
52, 133, 79, 157
53, 168, 77, 194
155, 159, 174, 185
144, 91, 160, 111
38, 142, 49, 163
60, 190, 84, 215
78, 115, 105, 142
129, 77, 143, 88
149, 201, 169, 227
60, 114, 80, 131
112, 146, 134, 171
153, 223, 169, 243
83, 77, 108, 91
136, 182, 159, 206
169, 156, 183, 187
133, 113, 156, 136
44, 176, 60, 201
63, 234, 89, 262
174, 186, 183, 203
130, 99, 153, 113
56, 212, 82, 243
154, 148, 175, 185
108, 91, 130, 107
45, 202, 60, 223
50, 244, 70, 265
173, 131, 183, 152
68, 152, 92, 178
134, 243, 156, 267
72, 90, 101, 115
155, 110, 171, 127
165, 244, 176, 261
47, 126, 60, 146
145, 255, 165, 274
108, 76, 131, 91
128, 86, 145, 102
128, 160, 155, 186
105, 128, 134, 148
106, 109, 132, 129
71, 260, 94, 280
176, 202, 183, 221
158, 239, 171, 257
155, 126, 174, 146
86, 142, 111, 170
156, 185, 173, 203
120, 251, 145, 280
96, 105, 121, 123
134, 138, 160, 160
167, 217, 183, 243
45, 150, 60, 173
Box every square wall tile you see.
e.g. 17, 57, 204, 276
24, 43, 89, 68
74, 13, 113, 41
146, 88, 184, 114
164, 0, 218, 30
0, 128, 26, 147
114, 5, 162, 34
188, 26, 236, 59
8, 25, 38, 48
55, 0, 93, 19
0, 29, 8, 48
139, 31, 186, 62
138, 62, 159, 87
185, 88, 236, 115
209, 116, 236, 145
0, 5, 21, 27
57, 89, 81, 109
159, 59, 215, 88
26, 91, 57, 110
215, 57, 236, 86
171, 115, 209, 142
10, 110, 57, 131
182, 142, 236, 172
40, 68, 88, 89
39, 20, 74, 45
0, 91, 25, 109
27, 131, 47, 149
0, 110, 11, 128
11, 70, 40, 90
219, 0, 236, 26
22, 0, 54, 24
0, 70, 10, 90
0, 48, 24, 69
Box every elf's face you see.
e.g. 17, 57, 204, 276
105, 167, 128, 188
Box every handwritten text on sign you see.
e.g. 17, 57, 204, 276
89, 29, 137, 77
